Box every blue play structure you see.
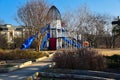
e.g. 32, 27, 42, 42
20, 6, 82, 50
21, 24, 81, 50
40, 33, 50, 50
21, 25, 50, 50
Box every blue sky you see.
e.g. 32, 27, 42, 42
0, 0, 120, 26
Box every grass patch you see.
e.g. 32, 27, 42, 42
95, 48, 120, 56
105, 54, 120, 69
0, 49, 49, 60
95, 48, 120, 69
0, 65, 14, 68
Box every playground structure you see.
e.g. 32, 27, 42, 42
21, 6, 81, 50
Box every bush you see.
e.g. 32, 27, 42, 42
12, 37, 23, 49
0, 34, 8, 49
53, 48, 106, 70
105, 54, 120, 68
0, 49, 48, 60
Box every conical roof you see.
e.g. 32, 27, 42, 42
47, 6, 61, 20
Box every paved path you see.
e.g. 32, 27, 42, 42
0, 57, 53, 80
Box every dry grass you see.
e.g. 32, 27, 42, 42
0, 49, 49, 60
95, 48, 120, 56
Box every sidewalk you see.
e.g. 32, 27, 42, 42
0, 57, 53, 80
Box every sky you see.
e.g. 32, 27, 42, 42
0, 0, 120, 26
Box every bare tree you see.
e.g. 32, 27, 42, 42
16, 0, 49, 51
112, 21, 120, 48
63, 5, 112, 48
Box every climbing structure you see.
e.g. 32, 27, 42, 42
47, 6, 62, 50
21, 6, 81, 50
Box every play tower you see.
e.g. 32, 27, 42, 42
47, 6, 62, 50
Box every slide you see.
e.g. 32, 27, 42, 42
21, 24, 50, 50
62, 37, 81, 48
40, 33, 50, 50
21, 35, 36, 50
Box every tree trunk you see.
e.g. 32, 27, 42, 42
36, 32, 46, 52
36, 32, 42, 52
112, 35, 116, 48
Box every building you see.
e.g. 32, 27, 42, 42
0, 24, 24, 43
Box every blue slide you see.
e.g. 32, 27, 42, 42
21, 24, 50, 50
21, 36, 36, 50
40, 33, 50, 50
62, 37, 81, 48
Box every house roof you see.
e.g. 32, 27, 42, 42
15, 27, 24, 31
0, 24, 15, 30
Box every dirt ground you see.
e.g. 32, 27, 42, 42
95, 48, 120, 56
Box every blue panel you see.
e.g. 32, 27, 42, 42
40, 33, 50, 50
40, 24, 50, 34
47, 33, 50, 38
62, 37, 81, 48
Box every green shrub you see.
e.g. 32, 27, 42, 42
53, 48, 106, 70
0, 49, 47, 60
105, 54, 120, 68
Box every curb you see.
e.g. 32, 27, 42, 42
26, 63, 55, 80
27, 72, 115, 80
35, 56, 48, 62
35, 52, 55, 62
18, 61, 32, 68
8, 65, 19, 72
1, 52, 55, 73
26, 69, 120, 80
